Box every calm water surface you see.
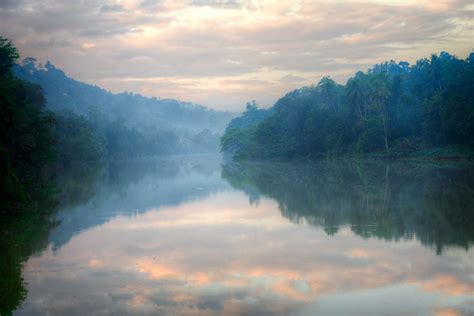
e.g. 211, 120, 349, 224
8, 155, 474, 315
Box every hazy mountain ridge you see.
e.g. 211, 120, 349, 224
13, 58, 235, 135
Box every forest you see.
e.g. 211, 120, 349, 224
221, 52, 474, 160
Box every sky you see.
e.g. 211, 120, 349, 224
1, 0, 473, 111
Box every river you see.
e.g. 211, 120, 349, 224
4, 154, 474, 315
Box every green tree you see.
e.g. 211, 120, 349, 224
0, 37, 19, 76
0, 37, 56, 213
368, 72, 391, 149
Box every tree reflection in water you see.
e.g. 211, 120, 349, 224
222, 160, 474, 254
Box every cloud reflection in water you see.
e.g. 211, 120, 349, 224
15, 159, 474, 315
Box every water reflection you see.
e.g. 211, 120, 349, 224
223, 160, 474, 254
1, 161, 101, 315
5, 157, 474, 315
49, 154, 227, 249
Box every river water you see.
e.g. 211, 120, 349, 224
8, 155, 474, 315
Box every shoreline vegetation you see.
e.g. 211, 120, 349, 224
355, 145, 474, 162
221, 52, 474, 162
224, 145, 474, 163
0, 37, 104, 215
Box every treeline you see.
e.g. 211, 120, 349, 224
221, 52, 474, 159
0, 37, 108, 212
54, 109, 180, 163
0, 37, 58, 213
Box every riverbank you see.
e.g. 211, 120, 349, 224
356, 145, 474, 162
224, 145, 474, 165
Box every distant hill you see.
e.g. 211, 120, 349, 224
13, 58, 235, 153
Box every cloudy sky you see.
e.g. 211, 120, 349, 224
1, 0, 473, 111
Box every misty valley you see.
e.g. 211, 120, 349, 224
1, 5, 474, 314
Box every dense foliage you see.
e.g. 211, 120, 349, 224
222, 52, 474, 159
0, 37, 107, 213
0, 37, 56, 213
220, 101, 273, 159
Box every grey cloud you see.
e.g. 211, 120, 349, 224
33, 38, 73, 49
1, 0, 472, 110
191, 0, 240, 8
80, 27, 141, 38
0, 0, 24, 9
196, 296, 224, 311
279, 74, 306, 85
99, 4, 125, 13
139, 0, 165, 10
